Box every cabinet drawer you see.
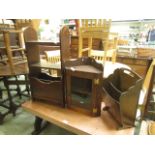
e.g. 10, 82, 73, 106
121, 58, 134, 64
134, 60, 147, 65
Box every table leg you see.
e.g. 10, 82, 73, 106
31, 116, 49, 135
0, 111, 10, 125
0, 112, 5, 125
3, 77, 18, 116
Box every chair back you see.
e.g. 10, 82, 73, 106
44, 50, 61, 76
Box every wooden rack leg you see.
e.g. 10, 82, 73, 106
31, 116, 49, 135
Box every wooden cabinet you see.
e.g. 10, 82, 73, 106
116, 56, 152, 78
25, 41, 64, 107
65, 57, 103, 116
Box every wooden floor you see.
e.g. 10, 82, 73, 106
22, 100, 134, 135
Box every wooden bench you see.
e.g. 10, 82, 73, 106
22, 100, 134, 135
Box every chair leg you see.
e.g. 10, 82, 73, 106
78, 34, 83, 57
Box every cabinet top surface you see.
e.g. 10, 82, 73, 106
66, 65, 103, 74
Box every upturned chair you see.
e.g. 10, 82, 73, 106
78, 19, 118, 63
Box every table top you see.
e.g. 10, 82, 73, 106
22, 100, 134, 135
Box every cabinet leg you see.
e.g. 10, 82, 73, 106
32, 116, 48, 135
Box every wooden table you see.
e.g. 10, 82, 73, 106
21, 60, 132, 134
22, 100, 134, 135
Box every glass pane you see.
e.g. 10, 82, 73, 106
71, 76, 92, 108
